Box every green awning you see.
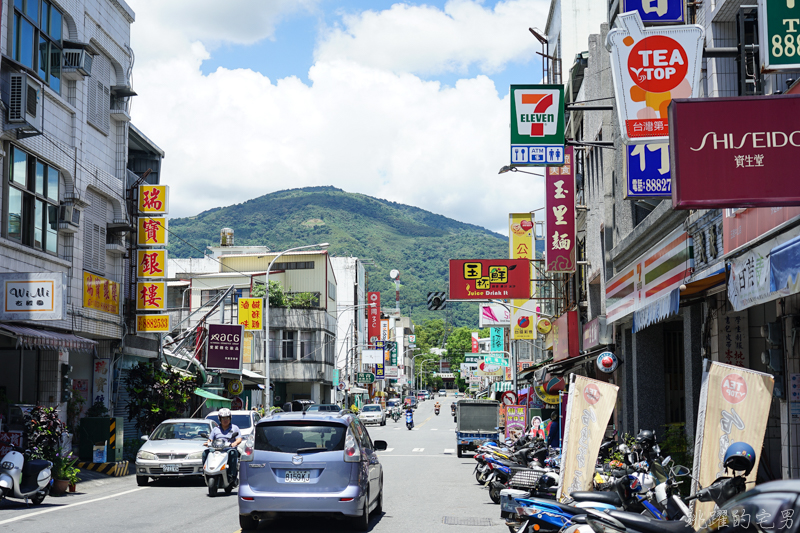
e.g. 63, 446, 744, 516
194, 388, 232, 409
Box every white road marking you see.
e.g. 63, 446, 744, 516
430, 428, 438, 431
381, 448, 394, 452
0, 487, 147, 525
412, 448, 425, 452
393, 427, 400, 430
444, 449, 455, 454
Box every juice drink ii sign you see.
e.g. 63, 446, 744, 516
509, 85, 565, 166
607, 11, 704, 144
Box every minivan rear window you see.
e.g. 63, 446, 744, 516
255, 421, 347, 453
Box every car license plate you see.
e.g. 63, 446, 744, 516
162, 464, 179, 473
285, 470, 310, 483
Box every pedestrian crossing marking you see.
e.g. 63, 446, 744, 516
444, 449, 455, 454
412, 448, 424, 452
431, 428, 438, 431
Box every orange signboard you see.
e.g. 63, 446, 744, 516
136, 314, 170, 333
137, 250, 167, 278
83, 272, 120, 314
136, 282, 166, 311
137, 217, 168, 246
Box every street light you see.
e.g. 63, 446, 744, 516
260, 242, 329, 408
498, 165, 544, 176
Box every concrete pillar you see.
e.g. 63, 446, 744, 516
619, 326, 636, 436
631, 323, 666, 432
683, 303, 704, 439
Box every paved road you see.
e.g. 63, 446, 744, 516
0, 396, 506, 533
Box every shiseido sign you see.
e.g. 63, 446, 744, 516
670, 95, 800, 209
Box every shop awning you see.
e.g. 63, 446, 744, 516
491, 381, 514, 392
193, 388, 232, 409
0, 324, 98, 353
349, 387, 368, 394
771, 234, 800, 292
242, 369, 266, 385
632, 288, 680, 333
680, 266, 726, 298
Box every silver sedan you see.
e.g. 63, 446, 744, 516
358, 404, 386, 426
134, 418, 218, 485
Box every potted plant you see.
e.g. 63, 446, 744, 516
50, 453, 75, 495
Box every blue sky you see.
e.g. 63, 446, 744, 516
199, 0, 540, 98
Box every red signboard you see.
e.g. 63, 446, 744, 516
552, 310, 579, 362
367, 292, 380, 346
723, 207, 800, 255
448, 259, 531, 300
546, 146, 576, 272
670, 95, 800, 209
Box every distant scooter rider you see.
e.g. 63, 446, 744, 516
204, 408, 243, 477
405, 406, 414, 428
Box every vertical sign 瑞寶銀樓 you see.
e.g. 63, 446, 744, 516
546, 146, 576, 273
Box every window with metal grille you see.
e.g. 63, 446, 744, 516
88, 56, 111, 134
5, 145, 59, 254
83, 189, 107, 274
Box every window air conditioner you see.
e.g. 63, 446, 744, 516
8, 73, 43, 134
62, 49, 93, 79
59, 204, 81, 232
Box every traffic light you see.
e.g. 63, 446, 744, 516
61, 363, 73, 402
427, 292, 446, 311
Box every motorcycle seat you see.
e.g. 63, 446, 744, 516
570, 491, 622, 507
607, 510, 693, 533
23, 460, 51, 476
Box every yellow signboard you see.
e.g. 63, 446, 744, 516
136, 314, 170, 333
510, 213, 536, 340
137, 249, 167, 278
243, 331, 253, 363
136, 282, 166, 311
137, 217, 168, 246
83, 272, 120, 314
138, 185, 169, 214
238, 298, 263, 331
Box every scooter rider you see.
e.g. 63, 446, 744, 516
204, 408, 242, 476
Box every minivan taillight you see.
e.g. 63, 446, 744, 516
343, 430, 361, 463
240, 435, 255, 462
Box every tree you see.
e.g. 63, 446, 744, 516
251, 280, 317, 308
124, 362, 198, 435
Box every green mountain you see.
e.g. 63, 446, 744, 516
167, 186, 508, 326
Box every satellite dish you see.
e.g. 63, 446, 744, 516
390, 269, 400, 280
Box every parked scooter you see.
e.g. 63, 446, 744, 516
406, 411, 414, 430
0, 446, 52, 505
203, 436, 239, 496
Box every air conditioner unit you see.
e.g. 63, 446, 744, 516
58, 204, 81, 233
62, 49, 93, 79
8, 73, 43, 136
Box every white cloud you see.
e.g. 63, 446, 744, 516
128, 0, 548, 235
316, 0, 546, 76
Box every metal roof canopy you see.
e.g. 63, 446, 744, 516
0, 324, 98, 353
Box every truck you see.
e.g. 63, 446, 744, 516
455, 399, 501, 458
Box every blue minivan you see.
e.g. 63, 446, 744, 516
238, 411, 387, 531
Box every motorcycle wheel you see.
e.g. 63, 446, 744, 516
207, 476, 218, 497
31, 490, 47, 505
476, 470, 486, 484
224, 482, 234, 495
489, 482, 503, 504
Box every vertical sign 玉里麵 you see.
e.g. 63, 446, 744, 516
368, 292, 380, 347
546, 146, 576, 273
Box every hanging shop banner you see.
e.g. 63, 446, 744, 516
237, 298, 263, 330
605, 227, 693, 325
546, 146, 576, 273
137, 184, 169, 215
623, 0, 685, 24
380, 319, 390, 343
582, 316, 612, 351
471, 332, 480, 352
510, 212, 535, 260
512, 300, 537, 340
475, 361, 504, 377
243, 332, 253, 364
361, 349, 384, 365
449, 259, 531, 300
83, 272, 121, 315
206, 324, 244, 372
691, 361, 774, 528
607, 11, 704, 144
717, 310, 749, 368
367, 292, 380, 345
727, 227, 800, 311
136, 249, 167, 279
758, 0, 800, 71
670, 95, 800, 209
479, 304, 511, 327
137, 217, 168, 246
509, 85, 565, 166
136, 314, 170, 333
557, 375, 619, 500
136, 281, 166, 311
505, 405, 527, 440
552, 310, 580, 362
490, 327, 504, 352
1, 272, 66, 320
625, 143, 672, 198
374, 364, 385, 380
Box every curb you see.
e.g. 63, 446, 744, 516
76, 460, 131, 476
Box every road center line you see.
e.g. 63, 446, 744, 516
0, 487, 148, 525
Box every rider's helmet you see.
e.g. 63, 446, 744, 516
724, 442, 756, 476
218, 407, 232, 419
635, 429, 656, 449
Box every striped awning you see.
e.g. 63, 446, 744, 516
491, 381, 514, 392
0, 324, 98, 353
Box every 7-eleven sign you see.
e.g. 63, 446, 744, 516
510, 84, 565, 166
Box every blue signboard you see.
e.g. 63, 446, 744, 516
625, 143, 671, 198
374, 364, 385, 380
622, 0, 685, 23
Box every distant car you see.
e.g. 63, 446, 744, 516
359, 404, 386, 426
238, 410, 387, 530
306, 404, 341, 413
404, 396, 418, 409
283, 399, 316, 412
135, 418, 217, 485
205, 410, 261, 439
439, 389, 447, 397
416, 391, 426, 401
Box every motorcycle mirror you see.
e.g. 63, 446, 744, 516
618, 444, 629, 454
672, 465, 691, 477
141, 435, 149, 441
200, 432, 209, 439
662, 455, 672, 467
